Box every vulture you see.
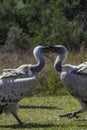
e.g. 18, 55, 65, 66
0, 45, 49, 125
49, 45, 87, 118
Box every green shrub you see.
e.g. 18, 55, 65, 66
47, 69, 61, 94
5, 25, 29, 51
0, 0, 87, 50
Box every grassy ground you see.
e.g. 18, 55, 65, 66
0, 47, 87, 130
0, 95, 87, 130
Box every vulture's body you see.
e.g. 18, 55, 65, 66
0, 45, 49, 125
50, 45, 87, 118
0, 77, 36, 125
61, 64, 87, 101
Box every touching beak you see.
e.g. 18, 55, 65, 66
49, 45, 58, 52
43, 46, 50, 52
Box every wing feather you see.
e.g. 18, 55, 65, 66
0, 77, 36, 106
61, 72, 87, 101
71, 62, 87, 75
0, 64, 33, 79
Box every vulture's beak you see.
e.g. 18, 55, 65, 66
43, 46, 50, 52
49, 45, 60, 53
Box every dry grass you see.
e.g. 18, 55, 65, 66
0, 46, 87, 72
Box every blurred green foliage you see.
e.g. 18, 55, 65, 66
0, 0, 87, 51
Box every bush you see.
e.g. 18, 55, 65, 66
5, 25, 29, 51
35, 66, 66, 96
0, 0, 87, 50
46, 68, 62, 94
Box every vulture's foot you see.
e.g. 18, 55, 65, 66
18, 122, 28, 127
11, 112, 27, 126
59, 110, 81, 119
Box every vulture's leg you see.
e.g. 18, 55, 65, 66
10, 104, 25, 125
59, 110, 82, 119
11, 112, 24, 125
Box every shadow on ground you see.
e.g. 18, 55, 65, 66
19, 105, 63, 110
0, 123, 60, 129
